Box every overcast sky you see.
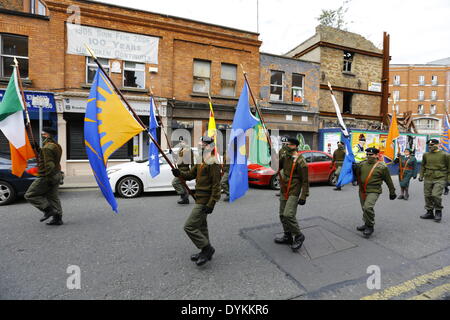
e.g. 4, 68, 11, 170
94, 0, 450, 64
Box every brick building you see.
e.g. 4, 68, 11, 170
285, 25, 389, 131
389, 58, 450, 135
0, 0, 261, 176
259, 53, 320, 149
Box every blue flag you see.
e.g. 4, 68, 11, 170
228, 82, 259, 202
84, 68, 144, 213
335, 133, 356, 187
441, 114, 449, 153
149, 97, 160, 178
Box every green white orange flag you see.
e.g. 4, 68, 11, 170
0, 64, 36, 177
383, 109, 400, 164
207, 99, 219, 159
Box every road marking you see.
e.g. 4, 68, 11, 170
409, 283, 450, 300
361, 265, 450, 300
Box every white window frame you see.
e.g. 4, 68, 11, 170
193, 59, 211, 94
431, 75, 438, 85
430, 104, 437, 115
393, 90, 400, 101
418, 104, 424, 114
37, 1, 46, 15
418, 90, 425, 101
86, 57, 110, 84
431, 90, 437, 101
419, 75, 425, 85
0, 34, 29, 78
270, 70, 284, 102
123, 61, 146, 89
292, 73, 304, 103
394, 75, 400, 85
220, 63, 237, 97
343, 51, 354, 72
415, 118, 438, 130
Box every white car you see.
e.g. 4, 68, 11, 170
107, 148, 200, 198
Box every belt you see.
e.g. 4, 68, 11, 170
195, 189, 211, 195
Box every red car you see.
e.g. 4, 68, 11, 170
248, 150, 336, 190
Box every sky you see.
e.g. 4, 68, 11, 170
94, 0, 450, 64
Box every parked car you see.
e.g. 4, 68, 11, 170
248, 150, 336, 190
0, 155, 38, 206
107, 148, 202, 198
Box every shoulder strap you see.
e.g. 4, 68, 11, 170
362, 161, 382, 196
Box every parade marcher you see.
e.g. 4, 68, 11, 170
332, 141, 346, 191
171, 136, 221, 266
352, 135, 367, 186
171, 136, 194, 205
25, 127, 64, 226
445, 153, 450, 196
353, 148, 396, 237
275, 137, 290, 197
418, 139, 450, 222
220, 152, 230, 202
394, 148, 418, 200
274, 138, 309, 252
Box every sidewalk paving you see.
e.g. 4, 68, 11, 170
60, 175, 98, 189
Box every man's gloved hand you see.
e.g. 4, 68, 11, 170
389, 193, 397, 200
204, 206, 214, 214
418, 177, 424, 182
298, 199, 306, 206
171, 168, 181, 177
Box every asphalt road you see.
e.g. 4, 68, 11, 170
1, 179, 449, 300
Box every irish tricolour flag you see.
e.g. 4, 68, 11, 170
0, 64, 35, 177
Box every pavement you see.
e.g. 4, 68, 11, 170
60, 175, 98, 189
1, 177, 450, 300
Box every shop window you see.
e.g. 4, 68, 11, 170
343, 92, 353, 114
292, 73, 304, 103
0, 34, 28, 78
193, 59, 211, 94
86, 57, 110, 84
270, 70, 283, 101
343, 51, 354, 72
220, 63, 236, 97
123, 61, 145, 89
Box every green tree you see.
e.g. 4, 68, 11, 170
317, 0, 352, 30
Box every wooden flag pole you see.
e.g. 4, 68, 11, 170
85, 45, 195, 200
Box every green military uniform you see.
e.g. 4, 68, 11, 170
354, 160, 396, 229
419, 147, 450, 221
275, 143, 290, 196
278, 151, 309, 238
172, 145, 194, 204
220, 156, 230, 201
394, 153, 418, 200
25, 136, 63, 222
179, 154, 221, 250
332, 145, 346, 179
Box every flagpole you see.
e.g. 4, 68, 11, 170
13, 58, 40, 161
85, 46, 195, 200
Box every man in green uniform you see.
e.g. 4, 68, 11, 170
394, 148, 418, 200
274, 138, 309, 251
220, 153, 230, 202
419, 139, 450, 222
353, 147, 396, 237
172, 136, 194, 205
25, 127, 63, 226
275, 137, 290, 197
332, 141, 346, 191
172, 136, 221, 266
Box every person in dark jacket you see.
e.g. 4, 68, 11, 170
394, 148, 418, 200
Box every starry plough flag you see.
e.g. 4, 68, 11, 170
148, 96, 160, 178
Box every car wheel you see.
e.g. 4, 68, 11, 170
270, 175, 280, 190
0, 181, 16, 206
117, 176, 143, 198
328, 171, 337, 186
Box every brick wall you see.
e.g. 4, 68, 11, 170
0, 0, 23, 11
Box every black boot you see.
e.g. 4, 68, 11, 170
363, 226, 374, 237
444, 187, 449, 195
190, 252, 201, 261
357, 224, 367, 232
404, 187, 409, 200
420, 210, 435, 219
46, 215, 63, 226
274, 232, 292, 245
196, 244, 215, 266
434, 210, 442, 222
177, 193, 189, 204
333, 186, 341, 191
397, 187, 404, 199
39, 207, 56, 222
291, 234, 305, 251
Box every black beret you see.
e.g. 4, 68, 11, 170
359, 134, 366, 142
365, 147, 379, 154
281, 136, 288, 143
287, 138, 300, 146
201, 136, 214, 145
42, 127, 57, 136
427, 139, 439, 145
179, 136, 184, 141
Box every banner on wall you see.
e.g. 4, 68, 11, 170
323, 132, 342, 155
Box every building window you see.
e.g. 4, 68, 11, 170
418, 90, 424, 101
343, 51, 354, 72
394, 104, 399, 114
343, 92, 353, 114
86, 57, 110, 84
431, 90, 437, 101
393, 90, 400, 101
394, 75, 400, 85
193, 59, 211, 94
270, 70, 283, 101
431, 75, 438, 85
430, 104, 437, 115
414, 118, 438, 130
418, 104, 424, 114
123, 61, 145, 89
220, 63, 236, 97
0, 34, 29, 78
419, 75, 425, 85
292, 73, 304, 103
37, 1, 47, 15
